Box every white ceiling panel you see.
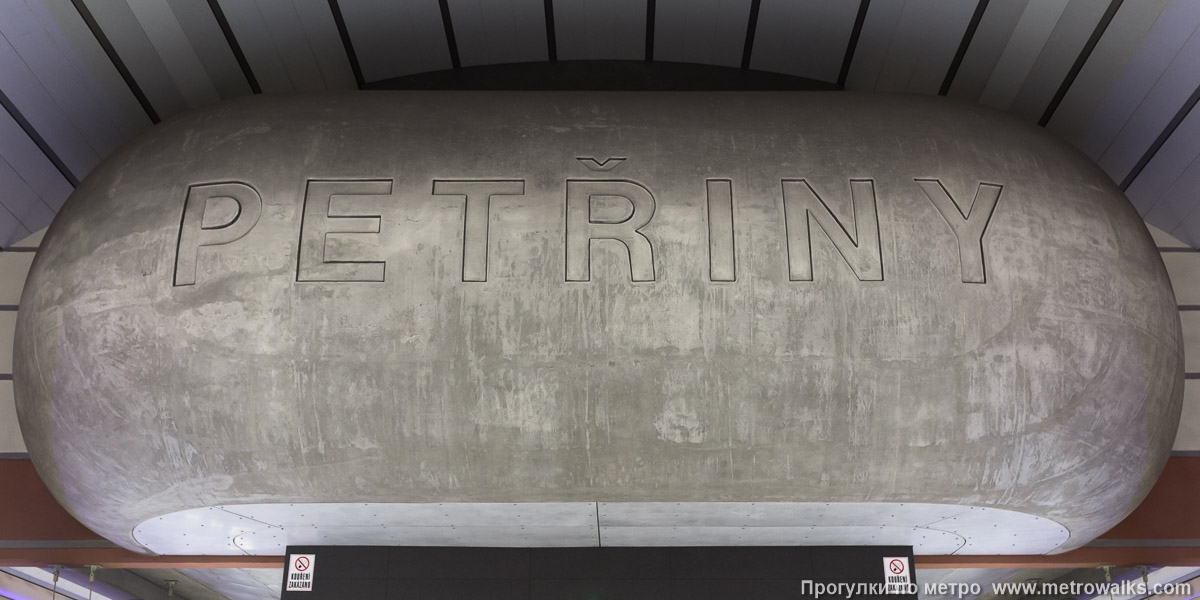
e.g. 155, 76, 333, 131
0, 107, 71, 213
750, 0, 860, 82
0, 206, 29, 247
124, 0, 221, 110
254, 0, 326, 92
0, 155, 54, 237
1127, 103, 1200, 216
214, 0, 292, 93
78, 0, 190, 119
1046, 0, 1170, 144
1071, 0, 1200, 161
870, 0, 977, 94
25, 0, 151, 140
1149, 153, 1200, 239
1007, 0, 1111, 123
0, 34, 99, 182
1096, 25, 1200, 184
448, 0, 548, 67
216, 0, 353, 92
554, 0, 646, 61
1140, 109, 1200, 241
947, 0, 1029, 100
1, 1, 134, 162
978, 0, 1070, 111
338, 0, 452, 83
843, 0, 906, 91
654, 0, 752, 69
275, 0, 356, 91
164, 0, 253, 99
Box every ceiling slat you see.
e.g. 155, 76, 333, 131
124, 0, 222, 110
874, 0, 977, 94
1, 1, 135, 162
0, 32, 99, 182
1071, 0, 1200, 161
751, 0, 860, 83
654, 0, 752, 69
0, 107, 71, 248
1035, 0, 1124, 126
843, 0, 905, 91
946, 0, 1029, 100
289, 0, 356, 90
163, 0, 254, 100
1007, 0, 1110, 123
1135, 101, 1200, 223
977, 0, 1070, 110
446, 0, 548, 68
75, 0, 186, 120
1096, 26, 1200, 184
1046, 0, 1169, 143
0, 103, 73, 212
336, 0, 452, 83
553, 0, 646, 61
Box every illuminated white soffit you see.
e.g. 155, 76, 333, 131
132, 502, 1069, 556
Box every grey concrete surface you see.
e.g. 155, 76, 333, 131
12, 92, 1183, 554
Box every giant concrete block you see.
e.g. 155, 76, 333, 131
13, 92, 1183, 555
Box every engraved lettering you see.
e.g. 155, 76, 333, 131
565, 179, 656, 282
297, 179, 392, 282
914, 179, 1003, 284
707, 179, 736, 282
432, 179, 525, 282
174, 182, 262, 286
782, 179, 883, 281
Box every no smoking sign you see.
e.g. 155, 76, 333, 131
287, 554, 316, 592
883, 556, 911, 594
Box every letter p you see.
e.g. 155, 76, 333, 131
174, 182, 262, 286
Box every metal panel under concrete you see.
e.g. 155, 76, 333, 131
132, 501, 1068, 555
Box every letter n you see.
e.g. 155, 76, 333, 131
782, 179, 883, 281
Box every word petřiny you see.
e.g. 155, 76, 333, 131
174, 177, 1002, 287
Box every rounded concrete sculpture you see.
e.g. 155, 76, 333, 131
14, 92, 1183, 555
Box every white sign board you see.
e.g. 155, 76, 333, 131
286, 553, 316, 592
883, 556, 911, 594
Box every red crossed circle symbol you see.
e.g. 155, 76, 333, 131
294, 556, 311, 572
889, 559, 905, 574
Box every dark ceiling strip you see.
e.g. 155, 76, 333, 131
0, 247, 36, 253
0, 305, 18, 311
69, 0, 159, 124
939, 0, 990, 96
1160, 247, 1200, 252
0, 90, 79, 187
1039, 0, 1125, 127
0, 453, 30, 460
206, 0, 261, 94
437, 0, 461, 69
838, 0, 872, 88
1179, 306, 1200, 311
740, 0, 762, 70
1172, 451, 1200, 458
327, 0, 364, 89
544, 0, 557, 61
1186, 373, 1200, 379
0, 374, 12, 381
0, 88, 80, 187
1120, 81, 1200, 191
645, 0, 656, 62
